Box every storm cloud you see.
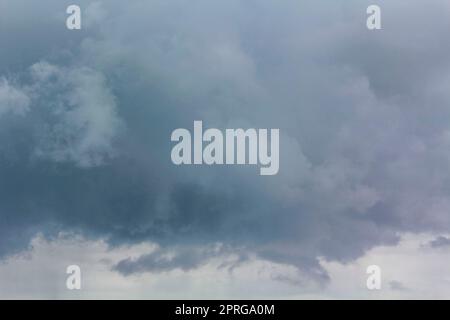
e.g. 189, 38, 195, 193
1, 0, 450, 288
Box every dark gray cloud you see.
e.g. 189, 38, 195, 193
389, 280, 409, 292
428, 236, 450, 248
114, 245, 238, 275
1, 0, 450, 284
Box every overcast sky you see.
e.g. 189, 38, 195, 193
1, 0, 450, 299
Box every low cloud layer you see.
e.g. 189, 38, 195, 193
428, 236, 450, 248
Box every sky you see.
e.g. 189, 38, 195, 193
1, 0, 450, 299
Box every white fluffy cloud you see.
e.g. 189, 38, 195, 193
29, 61, 124, 167
0, 78, 30, 117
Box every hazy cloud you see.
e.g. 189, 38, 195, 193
389, 280, 409, 292
0, 78, 30, 116
428, 236, 450, 248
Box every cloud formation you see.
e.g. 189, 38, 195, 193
428, 236, 450, 248
0, 78, 30, 116
1, 0, 450, 295
29, 61, 123, 167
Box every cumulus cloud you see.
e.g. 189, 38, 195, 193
30, 61, 124, 167
1, 0, 450, 298
0, 60, 123, 168
114, 244, 241, 275
0, 78, 30, 116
